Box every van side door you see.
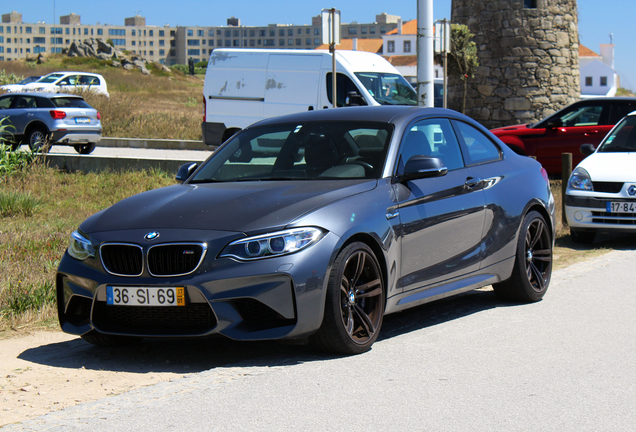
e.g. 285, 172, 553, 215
264, 54, 321, 117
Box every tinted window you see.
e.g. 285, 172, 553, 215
51, 97, 91, 108
398, 118, 464, 173
0, 95, 15, 109
452, 121, 501, 165
15, 96, 37, 109
608, 101, 636, 124
190, 121, 393, 182
598, 115, 636, 152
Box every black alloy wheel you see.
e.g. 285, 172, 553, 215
311, 242, 384, 354
493, 211, 552, 302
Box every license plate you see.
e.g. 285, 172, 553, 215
106, 286, 185, 306
75, 117, 91, 124
606, 202, 636, 213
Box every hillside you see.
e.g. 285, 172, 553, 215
0, 55, 204, 140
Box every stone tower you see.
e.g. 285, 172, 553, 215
449, 0, 580, 128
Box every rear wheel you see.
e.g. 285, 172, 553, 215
493, 211, 552, 302
74, 143, 96, 154
570, 228, 596, 244
81, 332, 142, 347
27, 126, 50, 153
311, 242, 384, 355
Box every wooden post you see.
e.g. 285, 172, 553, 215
562, 152, 572, 226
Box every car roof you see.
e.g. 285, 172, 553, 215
41, 71, 104, 77
574, 97, 636, 102
0, 91, 85, 99
249, 106, 472, 128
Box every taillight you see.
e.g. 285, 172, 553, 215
97, 112, 101, 120
540, 167, 549, 185
49, 110, 66, 119
202, 95, 206, 123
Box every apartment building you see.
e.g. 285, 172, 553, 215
0, 11, 399, 65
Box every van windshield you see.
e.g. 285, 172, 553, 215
354, 72, 417, 106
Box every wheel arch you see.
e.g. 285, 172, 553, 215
525, 202, 555, 243
25, 120, 50, 136
499, 136, 528, 156
339, 232, 389, 305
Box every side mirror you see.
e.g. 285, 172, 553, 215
398, 155, 448, 182
175, 162, 198, 183
545, 118, 563, 129
345, 91, 366, 107
580, 143, 596, 156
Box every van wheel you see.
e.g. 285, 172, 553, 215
74, 143, 96, 154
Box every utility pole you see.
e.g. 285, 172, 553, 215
416, 0, 434, 107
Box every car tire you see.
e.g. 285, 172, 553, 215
493, 211, 552, 303
74, 143, 96, 154
27, 126, 50, 153
311, 242, 384, 355
570, 228, 596, 244
81, 332, 142, 347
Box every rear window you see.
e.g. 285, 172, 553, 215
51, 97, 91, 108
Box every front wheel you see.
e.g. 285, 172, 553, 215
27, 126, 50, 153
74, 143, 96, 154
311, 242, 384, 355
493, 211, 552, 302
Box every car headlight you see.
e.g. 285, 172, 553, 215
568, 167, 593, 191
219, 227, 324, 261
68, 230, 96, 261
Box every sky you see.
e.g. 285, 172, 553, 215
10, 0, 636, 91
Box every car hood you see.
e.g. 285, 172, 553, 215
80, 180, 377, 234
578, 152, 636, 182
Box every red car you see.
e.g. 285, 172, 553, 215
491, 97, 636, 175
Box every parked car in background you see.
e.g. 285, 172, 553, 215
57, 106, 554, 354
491, 97, 636, 175
0, 75, 42, 92
2, 71, 109, 98
565, 111, 636, 243
0, 92, 102, 154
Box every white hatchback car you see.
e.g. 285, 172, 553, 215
565, 110, 636, 243
3, 71, 109, 97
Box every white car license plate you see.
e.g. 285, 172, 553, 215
106, 286, 185, 306
606, 202, 636, 213
75, 117, 91, 124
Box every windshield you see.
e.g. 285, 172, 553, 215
597, 115, 636, 152
36, 74, 65, 84
354, 72, 417, 106
190, 121, 393, 183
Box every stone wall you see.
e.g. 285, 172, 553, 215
449, 0, 580, 128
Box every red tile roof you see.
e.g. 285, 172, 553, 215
386, 19, 418, 35
579, 44, 600, 57
315, 38, 384, 53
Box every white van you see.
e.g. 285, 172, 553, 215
202, 49, 418, 146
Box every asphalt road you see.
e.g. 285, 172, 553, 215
3, 250, 636, 432
18, 144, 213, 162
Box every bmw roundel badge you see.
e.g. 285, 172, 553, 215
144, 231, 160, 241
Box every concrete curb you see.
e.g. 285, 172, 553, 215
43, 154, 198, 174
99, 137, 211, 151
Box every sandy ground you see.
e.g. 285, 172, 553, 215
0, 331, 184, 427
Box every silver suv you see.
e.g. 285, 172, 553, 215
0, 92, 102, 154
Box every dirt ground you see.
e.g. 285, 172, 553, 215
0, 331, 183, 427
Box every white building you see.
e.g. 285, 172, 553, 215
579, 44, 618, 98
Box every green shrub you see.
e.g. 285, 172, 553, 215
0, 281, 55, 316
0, 190, 41, 217
0, 143, 37, 176
0, 70, 23, 85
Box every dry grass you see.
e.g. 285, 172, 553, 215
0, 55, 203, 140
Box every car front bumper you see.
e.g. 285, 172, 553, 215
565, 194, 636, 231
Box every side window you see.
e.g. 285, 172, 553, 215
398, 118, 464, 174
326, 73, 366, 107
452, 121, 501, 165
608, 102, 636, 124
557, 104, 604, 127
0, 96, 14, 109
34, 97, 54, 108
15, 96, 36, 109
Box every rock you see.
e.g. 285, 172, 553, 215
123, 63, 134, 71
111, 60, 122, 68
140, 66, 151, 75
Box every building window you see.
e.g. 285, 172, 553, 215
132, 29, 136, 36
264, 39, 275, 46
187, 39, 200, 46
387, 40, 395, 53
171, 30, 176, 36
38, 27, 44, 34
288, 38, 293, 45
170, 40, 175, 46
269, 29, 275, 37
313, 38, 319, 45
380, 26, 386, 34
225, 29, 231, 37
524, 0, 538, 8
51, 27, 62, 34
296, 38, 301, 46
404, 40, 411, 53
50, 37, 63, 44
233, 39, 240, 46
208, 39, 213, 46
370, 27, 376, 34
314, 28, 320, 35
111, 39, 126, 46
208, 29, 213, 37
278, 29, 284, 37
132, 41, 136, 46
97, 29, 103, 35
216, 29, 221, 36
187, 29, 193, 36
159, 30, 164, 37
348, 27, 357, 35
306, 38, 312, 45
249, 30, 256, 37
600, 76, 608, 86
224, 40, 231, 47
361, 27, 367, 35
279, 39, 285, 46
33, 37, 45, 44
249, 40, 255, 47
149, 50, 154, 56
50, 47, 62, 53
108, 29, 125, 36
585, 76, 593, 86
34, 46, 46, 53
84, 28, 88, 35
197, 30, 203, 37
159, 40, 164, 46
0, 47, 3, 53
159, 49, 165, 56
259, 30, 266, 37
297, 28, 302, 35
65, 28, 69, 35
188, 49, 200, 56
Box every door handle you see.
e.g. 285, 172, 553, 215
465, 177, 482, 190
584, 130, 599, 136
